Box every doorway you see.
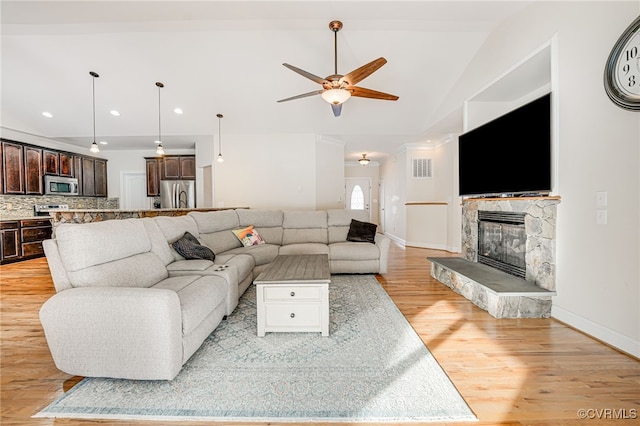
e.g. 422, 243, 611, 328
345, 178, 371, 220
120, 172, 148, 209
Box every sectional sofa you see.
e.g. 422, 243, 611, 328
40, 209, 390, 380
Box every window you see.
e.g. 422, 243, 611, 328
350, 185, 365, 210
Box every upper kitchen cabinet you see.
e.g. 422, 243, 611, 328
24, 146, 43, 194
59, 152, 74, 177
1, 140, 25, 194
94, 159, 107, 197
145, 157, 161, 196
159, 155, 196, 180
43, 150, 59, 175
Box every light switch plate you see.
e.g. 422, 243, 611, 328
596, 191, 608, 208
596, 209, 608, 225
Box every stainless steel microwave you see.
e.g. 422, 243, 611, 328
44, 176, 79, 196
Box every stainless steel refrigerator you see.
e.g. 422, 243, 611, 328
160, 180, 196, 209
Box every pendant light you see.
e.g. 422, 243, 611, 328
216, 113, 224, 163
155, 82, 165, 156
89, 71, 100, 153
358, 153, 370, 166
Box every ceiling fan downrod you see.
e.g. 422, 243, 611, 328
329, 20, 343, 76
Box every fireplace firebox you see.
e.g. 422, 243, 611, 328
477, 211, 526, 278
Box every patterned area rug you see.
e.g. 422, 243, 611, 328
35, 275, 476, 423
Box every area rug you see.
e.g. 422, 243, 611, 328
34, 275, 477, 423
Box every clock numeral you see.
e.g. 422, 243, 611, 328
623, 64, 630, 75
628, 75, 637, 88
625, 46, 638, 61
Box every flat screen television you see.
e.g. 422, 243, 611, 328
458, 93, 552, 197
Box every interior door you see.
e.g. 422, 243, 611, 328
121, 172, 148, 209
345, 178, 371, 220
378, 178, 385, 233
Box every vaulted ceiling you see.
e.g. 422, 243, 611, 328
1, 1, 532, 162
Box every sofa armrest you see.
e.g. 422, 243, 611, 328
39, 286, 183, 380
374, 233, 391, 274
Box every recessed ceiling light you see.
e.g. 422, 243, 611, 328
174, 108, 183, 115
42, 112, 53, 118
110, 110, 120, 116
99, 141, 108, 145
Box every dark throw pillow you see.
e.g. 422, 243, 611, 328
346, 219, 377, 244
171, 231, 216, 261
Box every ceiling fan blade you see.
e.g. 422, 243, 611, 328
282, 63, 327, 85
277, 90, 324, 103
331, 103, 342, 117
339, 57, 387, 86
349, 86, 399, 101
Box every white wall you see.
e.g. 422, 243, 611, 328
316, 137, 345, 211
424, 1, 640, 357
213, 133, 318, 210
380, 150, 407, 243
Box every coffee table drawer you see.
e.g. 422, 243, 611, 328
264, 303, 322, 328
263, 285, 322, 301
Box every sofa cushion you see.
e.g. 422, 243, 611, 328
56, 219, 151, 272
346, 219, 378, 244
198, 230, 243, 254
167, 259, 215, 273
140, 218, 175, 266
279, 243, 330, 256
153, 216, 201, 262
329, 241, 380, 261
189, 210, 240, 233
282, 211, 328, 245
237, 209, 284, 245
152, 275, 227, 335
172, 232, 216, 261
225, 244, 279, 267
67, 252, 168, 288
215, 253, 255, 283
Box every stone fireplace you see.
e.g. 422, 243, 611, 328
429, 196, 560, 318
462, 197, 560, 291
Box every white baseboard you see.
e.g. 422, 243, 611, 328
383, 233, 405, 246
552, 305, 640, 358
405, 241, 448, 250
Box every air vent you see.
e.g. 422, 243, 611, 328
412, 158, 432, 178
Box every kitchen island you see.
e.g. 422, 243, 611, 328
49, 207, 248, 227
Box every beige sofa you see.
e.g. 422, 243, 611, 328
40, 209, 390, 380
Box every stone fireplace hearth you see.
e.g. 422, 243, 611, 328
429, 196, 560, 318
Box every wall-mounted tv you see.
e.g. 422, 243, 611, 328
458, 93, 552, 197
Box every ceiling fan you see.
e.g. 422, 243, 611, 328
277, 20, 398, 117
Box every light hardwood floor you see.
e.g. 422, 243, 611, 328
1, 243, 639, 425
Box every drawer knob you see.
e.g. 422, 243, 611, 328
290, 291, 295, 297
290, 313, 295, 318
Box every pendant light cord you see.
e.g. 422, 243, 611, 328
217, 113, 223, 155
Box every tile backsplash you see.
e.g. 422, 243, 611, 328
0, 195, 119, 219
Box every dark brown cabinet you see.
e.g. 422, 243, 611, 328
82, 157, 96, 196
0, 221, 21, 263
161, 157, 181, 180
180, 156, 196, 179
145, 158, 160, 196
0, 218, 52, 264
60, 152, 74, 177
43, 150, 59, 175
1, 141, 25, 194
24, 146, 43, 195
94, 159, 107, 197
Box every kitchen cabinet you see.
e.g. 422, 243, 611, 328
0, 218, 52, 264
43, 150, 59, 175
1, 141, 25, 194
180, 156, 196, 179
20, 218, 52, 260
0, 221, 21, 263
74, 156, 83, 195
24, 146, 43, 194
60, 152, 74, 177
145, 158, 160, 196
82, 157, 96, 196
94, 159, 107, 197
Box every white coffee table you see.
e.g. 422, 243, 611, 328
253, 254, 330, 337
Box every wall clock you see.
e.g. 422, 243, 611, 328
604, 15, 640, 110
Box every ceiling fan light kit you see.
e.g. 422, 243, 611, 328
358, 153, 370, 166
278, 20, 398, 117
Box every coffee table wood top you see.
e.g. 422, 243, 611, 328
254, 254, 330, 285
